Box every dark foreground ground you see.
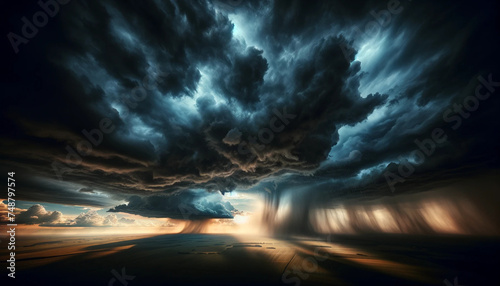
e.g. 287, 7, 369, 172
1, 233, 499, 285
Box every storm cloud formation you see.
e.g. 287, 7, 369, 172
109, 190, 235, 219
1, 0, 499, 222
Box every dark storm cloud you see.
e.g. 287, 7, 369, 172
5, 174, 117, 208
215, 46, 268, 106
78, 188, 96, 194
1, 0, 499, 220
289, 0, 500, 195
108, 190, 235, 219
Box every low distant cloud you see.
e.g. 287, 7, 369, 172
12, 203, 137, 227
16, 204, 63, 225
71, 210, 116, 226
161, 219, 177, 227
0, 201, 21, 223
47, 210, 137, 227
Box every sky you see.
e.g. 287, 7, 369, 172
1, 0, 499, 234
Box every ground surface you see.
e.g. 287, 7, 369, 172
1, 233, 499, 285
